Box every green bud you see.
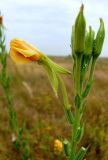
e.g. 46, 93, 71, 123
74, 4, 86, 54
94, 18, 105, 56
84, 26, 95, 56
71, 25, 75, 59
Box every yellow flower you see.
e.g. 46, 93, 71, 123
54, 139, 63, 155
9, 38, 43, 64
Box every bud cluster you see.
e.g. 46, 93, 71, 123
68, 5, 105, 160
71, 4, 105, 98
71, 4, 105, 58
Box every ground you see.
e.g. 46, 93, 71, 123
0, 56, 108, 160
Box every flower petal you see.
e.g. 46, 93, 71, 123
9, 48, 32, 64
12, 47, 37, 57
10, 38, 43, 64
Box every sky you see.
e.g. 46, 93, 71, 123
0, 0, 108, 57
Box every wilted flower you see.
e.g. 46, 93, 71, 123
54, 139, 63, 155
10, 38, 42, 64
9, 38, 71, 95
0, 15, 3, 25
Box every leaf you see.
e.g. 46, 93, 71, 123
63, 139, 70, 157
75, 147, 87, 160
54, 62, 71, 74
42, 55, 71, 74
65, 108, 74, 125
74, 94, 81, 109
74, 124, 84, 143
50, 68, 59, 96
42, 62, 59, 96
82, 79, 93, 98
58, 76, 74, 125
80, 55, 91, 83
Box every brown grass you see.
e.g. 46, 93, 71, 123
0, 56, 108, 160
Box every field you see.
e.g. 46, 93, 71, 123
0, 56, 108, 160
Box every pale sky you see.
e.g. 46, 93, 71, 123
0, 0, 108, 56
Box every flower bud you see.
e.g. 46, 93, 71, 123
94, 18, 105, 57
54, 139, 63, 155
84, 26, 95, 56
74, 4, 86, 54
71, 25, 75, 58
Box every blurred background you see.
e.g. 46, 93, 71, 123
0, 0, 108, 160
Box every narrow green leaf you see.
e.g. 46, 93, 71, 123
75, 94, 81, 109
82, 79, 93, 98
42, 62, 59, 96
63, 139, 70, 157
74, 124, 84, 143
58, 76, 74, 124
75, 147, 87, 160
65, 108, 74, 125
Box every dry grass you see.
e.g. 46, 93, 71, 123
0, 56, 108, 160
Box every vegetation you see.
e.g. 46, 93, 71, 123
0, 57, 108, 160
0, 4, 107, 160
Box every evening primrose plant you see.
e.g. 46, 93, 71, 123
9, 4, 105, 160
0, 14, 33, 160
0, 14, 19, 135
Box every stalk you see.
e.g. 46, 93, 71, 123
69, 108, 82, 160
82, 57, 97, 98
69, 53, 83, 160
89, 57, 97, 82
76, 54, 82, 96
0, 14, 32, 160
68, 57, 97, 160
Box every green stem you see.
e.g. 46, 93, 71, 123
58, 76, 74, 125
80, 56, 91, 90
68, 106, 82, 160
68, 54, 83, 160
73, 55, 77, 94
89, 57, 97, 82
69, 57, 97, 160
76, 54, 82, 96
82, 57, 97, 98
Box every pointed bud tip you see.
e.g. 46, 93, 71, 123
100, 18, 103, 24
74, 3, 86, 54
80, 4, 84, 12
89, 26, 92, 30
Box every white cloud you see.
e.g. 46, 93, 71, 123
0, 0, 108, 56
